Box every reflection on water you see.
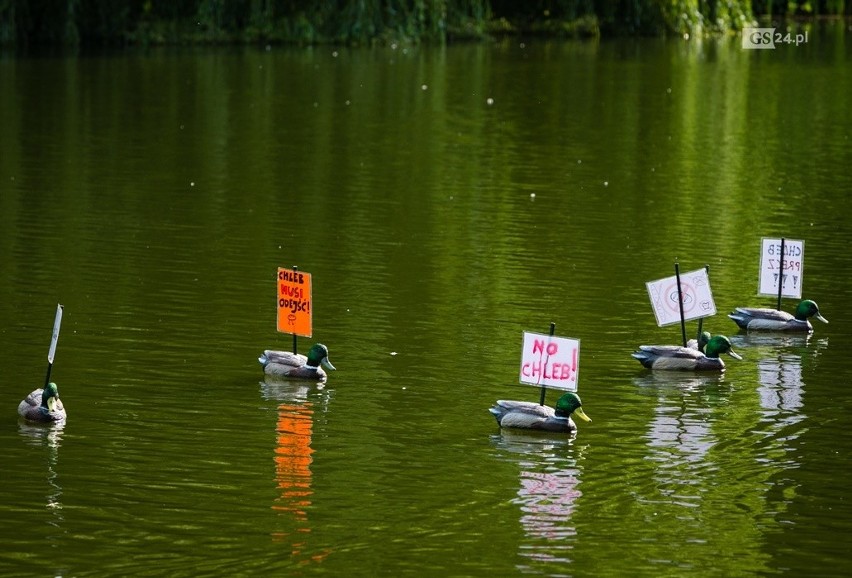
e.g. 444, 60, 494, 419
757, 354, 805, 416
261, 377, 332, 566
636, 373, 730, 488
733, 333, 828, 419
730, 332, 813, 350
17, 421, 65, 526
633, 371, 729, 393
744, 335, 828, 462
739, 336, 827, 539
491, 433, 584, 570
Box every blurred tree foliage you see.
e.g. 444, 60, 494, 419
0, 0, 847, 46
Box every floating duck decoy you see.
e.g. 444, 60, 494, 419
632, 335, 742, 371
686, 331, 711, 352
489, 392, 591, 433
258, 343, 335, 381
18, 382, 66, 423
728, 299, 828, 332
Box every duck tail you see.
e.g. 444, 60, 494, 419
727, 313, 747, 329
631, 352, 653, 368
258, 353, 268, 366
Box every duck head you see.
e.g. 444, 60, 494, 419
554, 392, 591, 422
704, 335, 742, 360
795, 300, 828, 324
306, 343, 336, 371
42, 382, 61, 412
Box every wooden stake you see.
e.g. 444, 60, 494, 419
539, 322, 555, 405
675, 263, 687, 347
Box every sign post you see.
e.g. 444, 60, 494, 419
758, 237, 804, 310
674, 263, 687, 347
277, 267, 313, 355
519, 324, 580, 402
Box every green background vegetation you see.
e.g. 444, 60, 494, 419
0, 0, 848, 47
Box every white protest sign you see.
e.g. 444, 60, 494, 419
47, 304, 63, 364
646, 267, 716, 327
758, 238, 803, 299
519, 332, 579, 391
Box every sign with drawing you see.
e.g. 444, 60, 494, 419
646, 267, 716, 327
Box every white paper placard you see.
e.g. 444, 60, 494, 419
646, 268, 716, 327
758, 238, 804, 299
519, 332, 579, 391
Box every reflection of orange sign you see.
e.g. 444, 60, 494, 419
273, 403, 314, 523
271, 402, 330, 564
277, 268, 312, 337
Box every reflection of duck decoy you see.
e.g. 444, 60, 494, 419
18, 382, 66, 423
632, 335, 742, 371
632, 371, 726, 393
489, 392, 591, 433
732, 332, 813, 349
728, 299, 828, 332
259, 343, 336, 381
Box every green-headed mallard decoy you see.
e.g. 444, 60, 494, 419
632, 334, 742, 371
258, 343, 335, 381
686, 331, 712, 352
489, 392, 591, 433
728, 299, 828, 332
18, 382, 66, 423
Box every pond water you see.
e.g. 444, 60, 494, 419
1, 21, 851, 577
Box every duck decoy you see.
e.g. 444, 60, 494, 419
18, 382, 66, 423
686, 331, 711, 352
258, 343, 335, 381
632, 334, 742, 371
489, 392, 591, 433
728, 299, 828, 332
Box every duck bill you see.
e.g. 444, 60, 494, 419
728, 350, 743, 360
815, 313, 829, 324
322, 357, 336, 371
47, 397, 58, 412
573, 407, 592, 422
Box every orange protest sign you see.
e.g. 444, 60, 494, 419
277, 268, 312, 337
